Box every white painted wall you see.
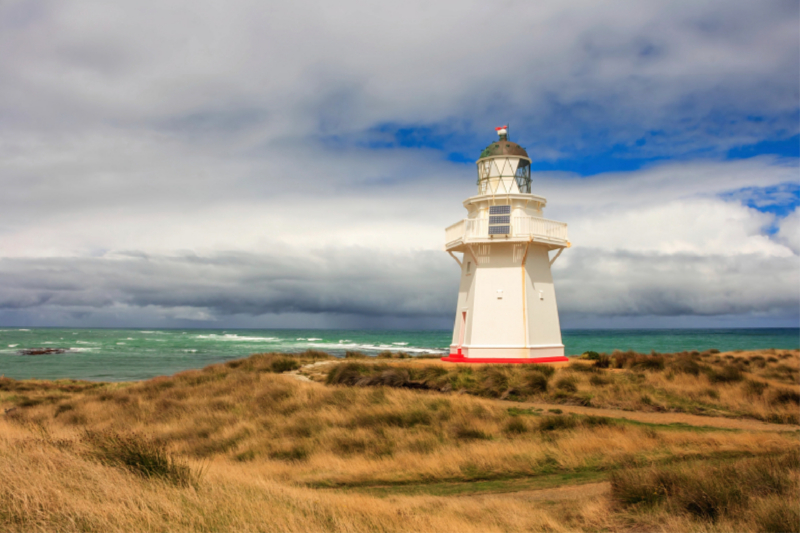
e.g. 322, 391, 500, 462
448, 192, 565, 359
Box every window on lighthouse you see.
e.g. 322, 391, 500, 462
477, 158, 531, 194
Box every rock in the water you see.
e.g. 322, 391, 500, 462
18, 348, 69, 356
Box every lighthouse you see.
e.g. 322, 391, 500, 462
442, 126, 570, 363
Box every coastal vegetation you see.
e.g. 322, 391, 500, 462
1, 349, 798, 532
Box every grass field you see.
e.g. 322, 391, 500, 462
1, 348, 798, 532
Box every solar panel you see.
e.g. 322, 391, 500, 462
489, 205, 511, 215
489, 215, 510, 224
488, 225, 510, 235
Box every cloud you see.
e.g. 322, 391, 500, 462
0, 1, 797, 328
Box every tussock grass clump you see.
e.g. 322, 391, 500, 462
706, 364, 744, 383
611, 451, 800, 524
269, 357, 300, 373
377, 351, 411, 359
83, 430, 200, 487
743, 379, 768, 397
554, 376, 578, 392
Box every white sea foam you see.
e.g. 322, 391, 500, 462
76, 341, 98, 345
117, 342, 126, 345
306, 341, 441, 354
296, 338, 306, 341
392, 342, 408, 346
183, 349, 198, 353
8, 344, 18, 348
196, 334, 280, 342
18, 329, 30, 331
125, 337, 134, 340
307, 338, 322, 341
69, 347, 96, 352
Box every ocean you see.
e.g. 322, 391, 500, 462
0, 327, 797, 382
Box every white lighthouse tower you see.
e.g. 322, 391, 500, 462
442, 126, 570, 363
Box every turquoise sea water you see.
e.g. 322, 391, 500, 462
0, 327, 797, 382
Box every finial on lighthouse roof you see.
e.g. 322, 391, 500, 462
495, 125, 508, 141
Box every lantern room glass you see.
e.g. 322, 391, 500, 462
476, 157, 531, 194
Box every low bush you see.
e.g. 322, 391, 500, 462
582, 351, 600, 360
589, 374, 611, 386
742, 379, 768, 397
611, 452, 798, 523
554, 377, 578, 393
299, 349, 331, 360
769, 388, 800, 406
525, 372, 549, 393
569, 363, 599, 374
538, 414, 578, 431
270, 357, 300, 373
453, 425, 492, 440
593, 354, 611, 368
669, 357, 702, 376
529, 365, 556, 378
269, 445, 309, 462
83, 430, 199, 487
503, 417, 528, 434
706, 365, 744, 383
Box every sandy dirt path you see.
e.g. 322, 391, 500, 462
506, 400, 799, 432
472, 481, 610, 502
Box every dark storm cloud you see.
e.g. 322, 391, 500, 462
0, 245, 795, 327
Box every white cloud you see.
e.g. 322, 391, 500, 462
776, 209, 800, 255
0, 0, 797, 327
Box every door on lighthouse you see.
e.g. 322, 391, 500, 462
458, 312, 467, 355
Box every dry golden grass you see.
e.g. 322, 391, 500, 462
1, 349, 798, 532
321, 349, 800, 424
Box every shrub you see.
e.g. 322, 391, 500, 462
84, 430, 199, 487
538, 415, 577, 431
594, 355, 611, 368
554, 377, 578, 393
525, 372, 549, 393
770, 388, 800, 406
753, 498, 800, 533
743, 379, 768, 397
611, 452, 798, 523
453, 425, 492, 440
529, 364, 556, 378
270, 357, 300, 373
344, 351, 367, 359
706, 365, 743, 383
479, 366, 511, 398
583, 351, 600, 360
569, 363, 599, 373
326, 363, 369, 386
269, 445, 309, 462
589, 374, 611, 386
503, 417, 528, 434
669, 357, 702, 375
631, 354, 665, 371
299, 349, 331, 360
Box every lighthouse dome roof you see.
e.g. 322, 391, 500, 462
478, 140, 529, 160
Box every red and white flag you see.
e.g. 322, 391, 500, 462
495, 125, 508, 135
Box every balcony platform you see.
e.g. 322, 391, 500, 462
445, 216, 569, 251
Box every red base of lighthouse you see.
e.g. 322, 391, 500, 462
441, 354, 569, 364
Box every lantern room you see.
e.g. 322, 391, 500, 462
476, 126, 532, 195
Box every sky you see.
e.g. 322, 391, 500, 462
0, 0, 798, 330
